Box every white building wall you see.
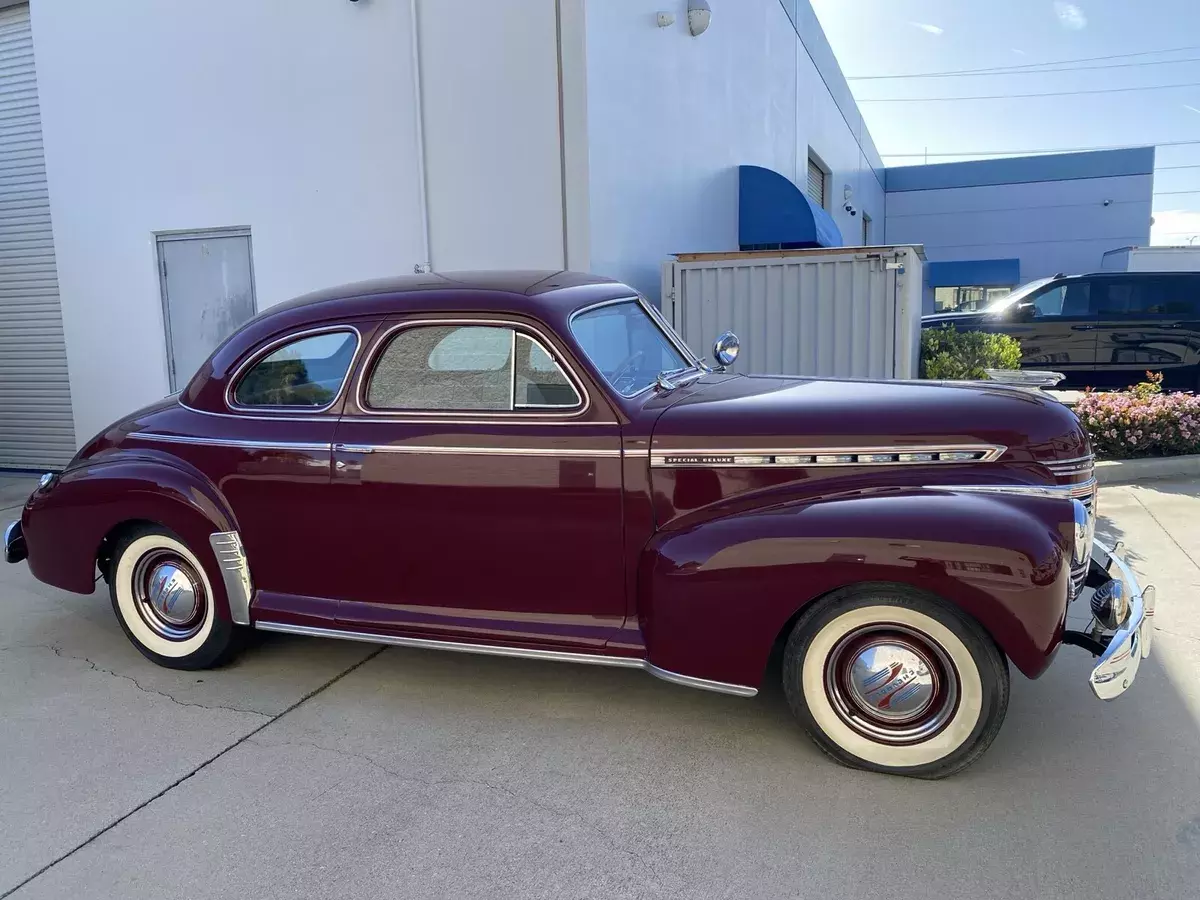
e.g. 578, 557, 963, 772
581, 0, 885, 301
31, 0, 568, 445
885, 174, 1154, 283
417, 0, 564, 272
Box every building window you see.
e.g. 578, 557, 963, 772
934, 286, 1014, 313
861, 212, 872, 245
806, 154, 827, 209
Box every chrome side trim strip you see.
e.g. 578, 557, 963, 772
651, 444, 1006, 468
923, 478, 1097, 499
130, 432, 332, 453
209, 531, 254, 626
644, 663, 760, 697
333, 443, 624, 458
254, 621, 643, 667
225, 325, 363, 415
1044, 454, 1094, 466
253, 621, 758, 698
178, 400, 336, 423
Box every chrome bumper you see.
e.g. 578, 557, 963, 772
1087, 540, 1156, 700
4, 519, 26, 564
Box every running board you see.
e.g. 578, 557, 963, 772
254, 620, 758, 698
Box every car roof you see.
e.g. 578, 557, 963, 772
256, 270, 635, 327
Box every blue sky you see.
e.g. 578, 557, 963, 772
810, 0, 1200, 244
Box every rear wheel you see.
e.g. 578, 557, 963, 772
108, 525, 241, 670
783, 584, 1009, 779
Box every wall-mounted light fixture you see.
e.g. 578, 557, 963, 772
657, 12, 676, 27
688, 0, 712, 36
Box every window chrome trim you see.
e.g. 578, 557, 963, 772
567, 295, 702, 400
923, 478, 1097, 499
130, 432, 332, 454
178, 400, 337, 423
333, 443, 624, 458
355, 318, 589, 420
224, 325, 363, 415
650, 444, 1007, 468
253, 621, 758, 698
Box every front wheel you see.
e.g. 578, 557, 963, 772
783, 585, 1009, 779
109, 525, 242, 670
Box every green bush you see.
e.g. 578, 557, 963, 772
920, 326, 1022, 380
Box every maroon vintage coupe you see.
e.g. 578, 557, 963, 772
5, 271, 1155, 777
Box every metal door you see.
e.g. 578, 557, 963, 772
157, 229, 256, 391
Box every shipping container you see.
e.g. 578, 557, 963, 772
1100, 245, 1200, 272
662, 246, 925, 380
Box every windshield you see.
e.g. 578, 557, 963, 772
983, 277, 1055, 314
571, 300, 692, 397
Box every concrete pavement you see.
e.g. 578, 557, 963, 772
1, 475, 1199, 898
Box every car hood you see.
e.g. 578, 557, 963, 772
650, 373, 1084, 459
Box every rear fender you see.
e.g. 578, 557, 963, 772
638, 489, 1073, 689
21, 453, 238, 616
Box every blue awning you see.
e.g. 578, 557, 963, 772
738, 165, 843, 251
926, 258, 1020, 288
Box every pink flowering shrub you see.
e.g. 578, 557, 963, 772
1075, 374, 1200, 459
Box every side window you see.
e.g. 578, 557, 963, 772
1031, 282, 1090, 318
365, 324, 582, 412
233, 330, 357, 408
1094, 279, 1171, 317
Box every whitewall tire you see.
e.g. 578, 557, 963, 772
109, 525, 241, 670
783, 584, 1009, 779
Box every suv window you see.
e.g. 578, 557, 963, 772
365, 324, 582, 412
1096, 276, 1198, 317
233, 330, 357, 408
1029, 281, 1091, 319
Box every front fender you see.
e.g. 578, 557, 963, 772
21, 453, 238, 612
638, 489, 1073, 689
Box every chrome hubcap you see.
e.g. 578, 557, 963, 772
825, 625, 959, 744
148, 563, 199, 625
132, 550, 205, 640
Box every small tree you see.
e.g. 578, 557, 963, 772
920, 326, 1022, 380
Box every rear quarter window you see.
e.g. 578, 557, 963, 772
232, 330, 358, 408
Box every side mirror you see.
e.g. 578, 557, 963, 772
712, 331, 740, 370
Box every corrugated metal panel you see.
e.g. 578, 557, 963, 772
0, 4, 73, 470
663, 247, 924, 380
806, 157, 826, 209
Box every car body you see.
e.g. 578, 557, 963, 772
5, 270, 1156, 778
924, 271, 1200, 391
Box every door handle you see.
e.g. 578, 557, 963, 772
333, 443, 375, 454
1071, 324, 1096, 331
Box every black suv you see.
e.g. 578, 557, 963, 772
923, 271, 1200, 391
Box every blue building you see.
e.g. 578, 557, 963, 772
884, 148, 1155, 314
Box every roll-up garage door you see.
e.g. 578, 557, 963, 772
0, 3, 74, 469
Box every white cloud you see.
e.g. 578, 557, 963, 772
1011, 48, 1027, 55
1184, 104, 1200, 115
909, 21, 944, 35
1151, 209, 1200, 245
1053, 2, 1087, 30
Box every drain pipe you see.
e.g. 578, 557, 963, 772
408, 0, 433, 273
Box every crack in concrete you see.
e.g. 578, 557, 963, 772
0, 645, 387, 900
1128, 489, 1200, 573
247, 734, 664, 883
0, 642, 269, 717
